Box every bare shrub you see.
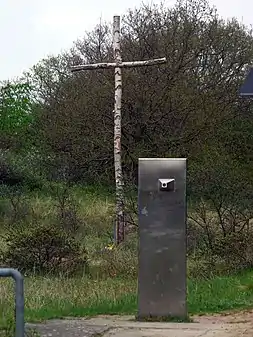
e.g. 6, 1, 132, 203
91, 234, 138, 279
0, 184, 32, 227
187, 147, 253, 275
49, 183, 84, 234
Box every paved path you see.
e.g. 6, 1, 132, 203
26, 314, 253, 337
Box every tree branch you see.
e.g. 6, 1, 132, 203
70, 57, 166, 72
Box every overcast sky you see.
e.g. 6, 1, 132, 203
0, 0, 252, 81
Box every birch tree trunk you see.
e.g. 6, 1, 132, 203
69, 16, 166, 245
113, 15, 125, 244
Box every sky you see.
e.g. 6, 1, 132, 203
0, 0, 252, 82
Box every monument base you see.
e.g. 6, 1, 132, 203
135, 314, 191, 323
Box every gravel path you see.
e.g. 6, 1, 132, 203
26, 311, 253, 337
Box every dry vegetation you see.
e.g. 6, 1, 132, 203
1, 184, 253, 336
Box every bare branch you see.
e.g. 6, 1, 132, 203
70, 57, 166, 72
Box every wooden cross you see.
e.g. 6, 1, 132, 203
70, 15, 166, 244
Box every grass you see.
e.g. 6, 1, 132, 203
0, 184, 116, 253
1, 271, 253, 330
1, 184, 253, 332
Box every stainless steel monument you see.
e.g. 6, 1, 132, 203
137, 158, 187, 320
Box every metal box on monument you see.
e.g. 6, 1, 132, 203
137, 158, 187, 320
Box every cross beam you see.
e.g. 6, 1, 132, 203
70, 15, 166, 245
70, 58, 167, 72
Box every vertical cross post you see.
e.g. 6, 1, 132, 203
71, 16, 166, 244
113, 16, 124, 244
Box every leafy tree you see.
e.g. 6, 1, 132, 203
0, 81, 35, 150
23, 0, 253, 185
0, 81, 46, 188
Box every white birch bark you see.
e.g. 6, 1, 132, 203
70, 15, 167, 245
70, 58, 166, 72
113, 15, 125, 244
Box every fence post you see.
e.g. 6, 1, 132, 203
0, 268, 24, 337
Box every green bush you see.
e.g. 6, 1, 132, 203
1, 224, 88, 276
0, 150, 44, 190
